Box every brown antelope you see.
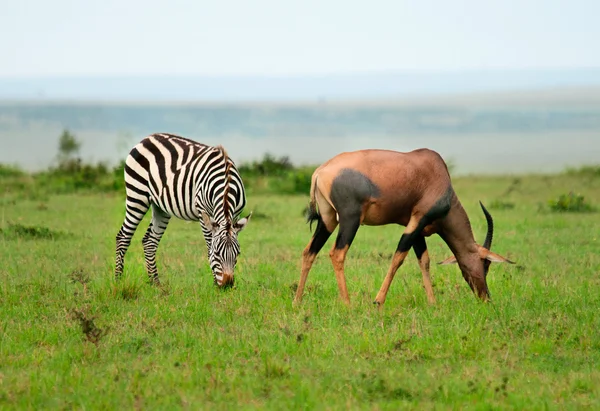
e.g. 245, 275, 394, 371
294, 148, 514, 306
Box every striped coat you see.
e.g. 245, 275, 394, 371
115, 133, 250, 286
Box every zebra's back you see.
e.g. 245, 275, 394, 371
124, 133, 246, 221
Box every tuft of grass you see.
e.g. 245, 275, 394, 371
548, 192, 596, 213
488, 199, 516, 210
112, 279, 142, 301
0, 222, 68, 240
69, 308, 108, 346
68, 269, 90, 286
69, 269, 91, 298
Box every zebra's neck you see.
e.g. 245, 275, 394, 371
194, 148, 243, 226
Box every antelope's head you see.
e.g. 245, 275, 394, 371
439, 201, 515, 278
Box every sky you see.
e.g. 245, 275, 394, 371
0, 0, 599, 78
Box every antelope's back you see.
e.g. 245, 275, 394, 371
320, 149, 450, 192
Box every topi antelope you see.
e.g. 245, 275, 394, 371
294, 148, 514, 306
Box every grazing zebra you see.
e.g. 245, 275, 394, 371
115, 133, 251, 287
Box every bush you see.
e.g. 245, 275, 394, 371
565, 165, 600, 178
238, 153, 294, 177
0, 164, 26, 178
34, 159, 116, 194
291, 169, 312, 194
548, 192, 595, 213
239, 155, 315, 195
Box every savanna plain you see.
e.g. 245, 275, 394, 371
1, 169, 600, 410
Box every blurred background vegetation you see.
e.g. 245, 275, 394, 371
0, 129, 314, 202
1, 129, 597, 214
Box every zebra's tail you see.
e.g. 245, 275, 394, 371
305, 174, 321, 231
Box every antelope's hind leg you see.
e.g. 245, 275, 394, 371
413, 236, 436, 304
329, 208, 362, 305
295, 205, 337, 304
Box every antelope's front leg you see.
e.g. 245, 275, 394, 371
413, 236, 436, 304
374, 217, 421, 306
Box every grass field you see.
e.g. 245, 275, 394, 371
1, 171, 600, 409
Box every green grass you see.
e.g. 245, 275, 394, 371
1, 173, 600, 409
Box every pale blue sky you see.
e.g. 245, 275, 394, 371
0, 0, 598, 77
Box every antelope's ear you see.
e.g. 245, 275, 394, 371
478, 246, 516, 264
437, 255, 458, 265
201, 211, 219, 233
234, 212, 252, 233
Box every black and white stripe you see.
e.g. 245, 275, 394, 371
115, 133, 250, 286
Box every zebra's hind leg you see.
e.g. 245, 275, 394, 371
142, 205, 171, 285
115, 196, 151, 280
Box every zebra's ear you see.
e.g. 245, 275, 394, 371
234, 212, 252, 233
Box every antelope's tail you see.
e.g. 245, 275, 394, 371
305, 174, 320, 231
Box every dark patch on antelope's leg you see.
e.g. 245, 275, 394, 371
334, 214, 361, 250
308, 218, 332, 254
295, 217, 333, 304
413, 235, 426, 259
398, 187, 453, 252
413, 236, 436, 304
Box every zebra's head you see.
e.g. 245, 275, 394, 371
202, 212, 251, 287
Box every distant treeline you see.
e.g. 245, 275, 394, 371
2, 102, 600, 138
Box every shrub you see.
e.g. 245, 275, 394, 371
291, 169, 312, 194
565, 165, 600, 178
0, 164, 26, 178
238, 153, 294, 177
548, 192, 595, 213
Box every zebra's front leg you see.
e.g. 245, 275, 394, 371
199, 220, 214, 283
142, 206, 171, 285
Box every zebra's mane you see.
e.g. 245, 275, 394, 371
215, 145, 234, 230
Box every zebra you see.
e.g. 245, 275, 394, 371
115, 133, 251, 287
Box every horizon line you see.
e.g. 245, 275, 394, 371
2, 66, 600, 80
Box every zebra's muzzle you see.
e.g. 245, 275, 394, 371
217, 272, 235, 288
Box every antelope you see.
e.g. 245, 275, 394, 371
294, 148, 514, 306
